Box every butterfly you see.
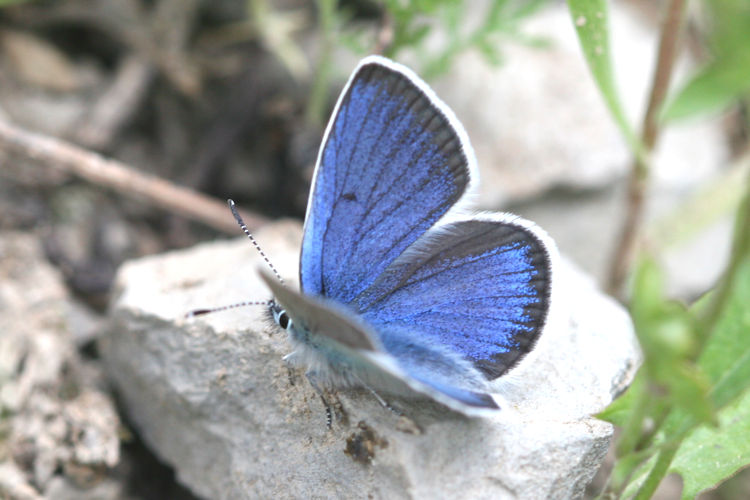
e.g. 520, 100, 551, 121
258, 55, 556, 417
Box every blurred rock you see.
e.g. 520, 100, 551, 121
0, 462, 41, 500
510, 168, 742, 299
104, 220, 640, 499
43, 475, 124, 500
0, 232, 120, 499
662, 216, 733, 298
0, 30, 83, 92
0, 29, 104, 138
427, 2, 728, 206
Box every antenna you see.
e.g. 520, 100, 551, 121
228, 199, 284, 284
185, 300, 272, 319
185, 201, 284, 320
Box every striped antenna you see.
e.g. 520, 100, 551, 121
185, 299, 272, 319
228, 199, 284, 284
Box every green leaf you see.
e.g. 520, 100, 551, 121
671, 389, 750, 499
565, 0, 643, 161
613, 451, 658, 498
476, 38, 503, 66
663, 256, 750, 497
598, 372, 644, 427
662, 0, 750, 122
662, 53, 750, 122
629, 257, 714, 424
708, 0, 750, 50
699, 257, 750, 409
602, 183, 750, 499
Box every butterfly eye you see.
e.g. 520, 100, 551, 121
277, 310, 291, 330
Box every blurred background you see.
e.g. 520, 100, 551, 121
0, 0, 747, 498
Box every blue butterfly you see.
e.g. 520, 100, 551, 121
259, 55, 555, 417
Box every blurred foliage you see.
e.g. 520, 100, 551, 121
646, 160, 748, 250
244, 0, 551, 125
378, 0, 549, 78
306, 0, 337, 124
305, 0, 550, 124
565, 0, 750, 498
565, 0, 643, 165
247, 0, 311, 80
600, 228, 750, 497
663, 0, 750, 121
600, 218, 750, 498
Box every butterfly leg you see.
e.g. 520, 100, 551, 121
305, 371, 346, 429
355, 380, 424, 434
352, 374, 403, 417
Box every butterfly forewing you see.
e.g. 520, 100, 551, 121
300, 59, 473, 305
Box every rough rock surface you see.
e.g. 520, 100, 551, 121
103, 220, 640, 500
0, 232, 121, 500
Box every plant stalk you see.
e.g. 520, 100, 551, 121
607, 0, 687, 296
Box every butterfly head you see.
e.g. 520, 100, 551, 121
269, 300, 293, 332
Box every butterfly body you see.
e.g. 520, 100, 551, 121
262, 56, 556, 415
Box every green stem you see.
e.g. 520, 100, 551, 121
631, 393, 675, 454
633, 441, 680, 500
616, 377, 653, 457
305, 0, 336, 126
606, 0, 687, 296
698, 174, 750, 341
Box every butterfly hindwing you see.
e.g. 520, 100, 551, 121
300, 57, 475, 305
260, 271, 497, 411
355, 217, 552, 381
264, 268, 502, 412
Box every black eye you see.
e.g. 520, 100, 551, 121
278, 311, 290, 329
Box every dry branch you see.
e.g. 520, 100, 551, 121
73, 55, 154, 149
607, 0, 687, 296
0, 118, 267, 233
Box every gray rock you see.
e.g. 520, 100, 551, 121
104, 220, 640, 500
0, 232, 121, 499
509, 177, 740, 299
662, 215, 734, 299
426, 3, 728, 206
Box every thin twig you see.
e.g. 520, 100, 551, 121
73, 54, 154, 149
607, 0, 687, 296
0, 118, 267, 233
149, 0, 202, 96
373, 11, 394, 55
